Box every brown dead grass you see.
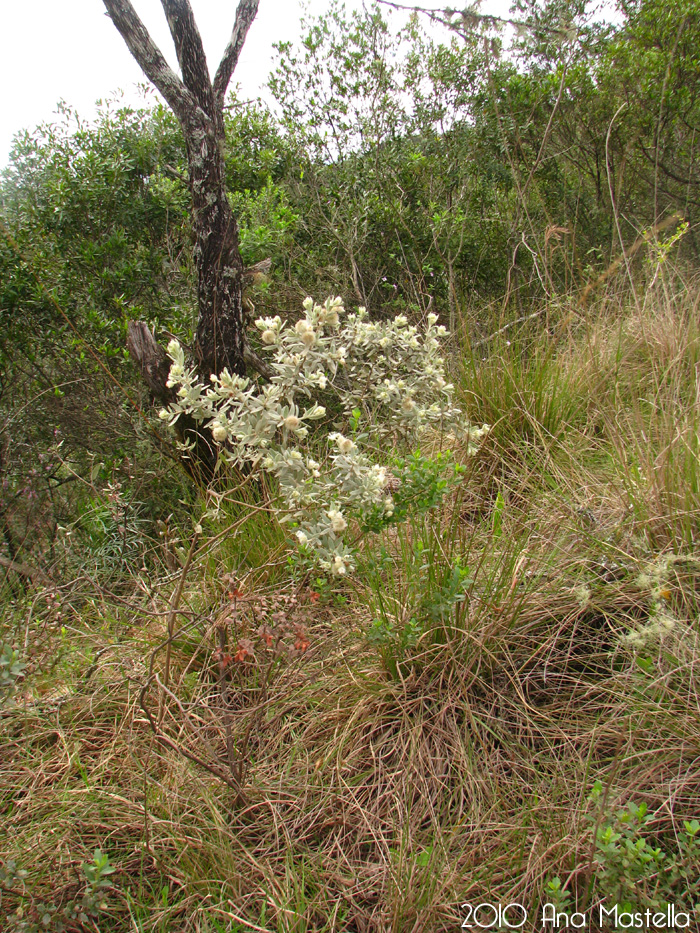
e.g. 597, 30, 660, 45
3, 282, 700, 931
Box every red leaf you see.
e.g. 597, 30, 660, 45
233, 638, 255, 663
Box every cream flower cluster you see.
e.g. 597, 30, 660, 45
160, 297, 488, 574
255, 301, 463, 439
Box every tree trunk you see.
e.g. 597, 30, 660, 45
186, 117, 246, 377
102, 0, 259, 475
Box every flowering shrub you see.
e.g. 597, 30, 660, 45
160, 296, 489, 574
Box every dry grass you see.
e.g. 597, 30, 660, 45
3, 279, 700, 931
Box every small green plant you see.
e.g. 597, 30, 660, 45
364, 503, 472, 678
584, 782, 700, 923
0, 859, 29, 889
368, 612, 424, 678
545, 876, 573, 916
1, 851, 117, 932
0, 643, 25, 705
361, 449, 466, 534
78, 849, 117, 918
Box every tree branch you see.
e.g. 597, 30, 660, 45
0, 553, 52, 587
243, 344, 274, 380
213, 0, 260, 113
101, 0, 199, 125
160, 0, 215, 115
127, 321, 175, 402
472, 309, 545, 349
376, 0, 572, 39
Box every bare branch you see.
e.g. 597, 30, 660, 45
375, 0, 453, 31
101, 0, 199, 124
241, 257, 272, 290
243, 344, 274, 381
376, 0, 573, 39
213, 0, 260, 112
472, 309, 545, 349
0, 553, 52, 586
160, 0, 215, 115
162, 163, 188, 183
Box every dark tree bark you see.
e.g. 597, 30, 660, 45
102, 0, 259, 457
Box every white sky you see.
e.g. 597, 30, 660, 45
0, 0, 476, 167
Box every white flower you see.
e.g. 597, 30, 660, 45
296, 530, 308, 545
303, 297, 314, 312
401, 397, 416, 412
327, 509, 347, 533
427, 312, 439, 325
211, 422, 228, 442
166, 363, 184, 387
334, 434, 356, 455
304, 404, 326, 420
284, 415, 301, 431
261, 330, 276, 344
256, 315, 281, 331
468, 424, 491, 442
301, 330, 316, 348
331, 555, 347, 576
383, 497, 395, 516
295, 319, 313, 335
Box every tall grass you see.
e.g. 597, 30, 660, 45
2, 281, 700, 931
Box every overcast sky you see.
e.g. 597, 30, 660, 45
0, 0, 472, 167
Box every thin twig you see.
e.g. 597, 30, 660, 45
139, 675, 242, 790
471, 309, 546, 348
161, 530, 200, 721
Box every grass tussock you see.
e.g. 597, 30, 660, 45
3, 279, 700, 931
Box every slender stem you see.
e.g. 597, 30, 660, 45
160, 529, 199, 722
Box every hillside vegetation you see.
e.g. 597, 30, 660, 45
1, 0, 700, 930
